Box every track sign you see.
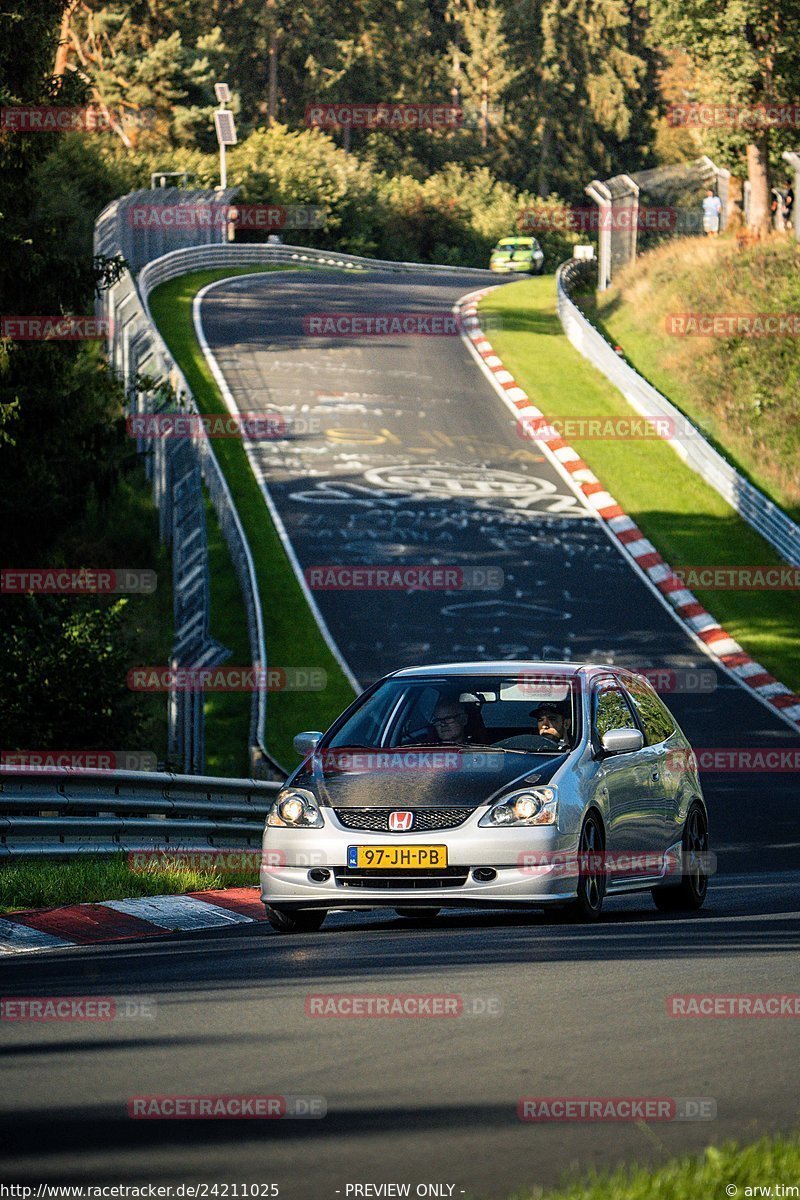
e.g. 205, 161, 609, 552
214, 109, 237, 146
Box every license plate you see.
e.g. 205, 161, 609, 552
347, 845, 448, 869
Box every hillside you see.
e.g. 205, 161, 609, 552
587, 237, 800, 522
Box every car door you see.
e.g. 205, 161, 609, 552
591, 679, 664, 884
623, 676, 680, 857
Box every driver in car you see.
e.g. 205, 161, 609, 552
533, 704, 571, 749
497, 702, 572, 751
430, 699, 470, 745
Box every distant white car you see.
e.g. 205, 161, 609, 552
261, 662, 711, 933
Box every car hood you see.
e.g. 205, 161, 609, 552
290, 749, 569, 809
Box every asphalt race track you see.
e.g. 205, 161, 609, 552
197, 268, 800, 870
2, 875, 799, 1193
4, 267, 797, 1196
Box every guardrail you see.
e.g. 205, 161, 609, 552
0, 767, 281, 859
137, 240, 493, 296
96, 201, 277, 776
557, 259, 800, 567
96, 228, 493, 775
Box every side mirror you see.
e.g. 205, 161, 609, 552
293, 731, 323, 757
600, 727, 644, 755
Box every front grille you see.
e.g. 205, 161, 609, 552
333, 867, 469, 890
333, 807, 473, 832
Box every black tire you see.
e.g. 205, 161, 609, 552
652, 804, 709, 912
560, 812, 606, 923
264, 906, 326, 934
394, 907, 441, 920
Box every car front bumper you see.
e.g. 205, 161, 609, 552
260, 814, 580, 909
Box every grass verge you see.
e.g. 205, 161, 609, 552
512, 1130, 799, 1200
481, 277, 800, 694
0, 854, 257, 913
585, 237, 800, 523
148, 266, 357, 770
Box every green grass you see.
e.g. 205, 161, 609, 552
149, 267, 357, 770
589, 237, 800, 523
0, 853, 257, 913
482, 277, 800, 694
511, 1131, 800, 1200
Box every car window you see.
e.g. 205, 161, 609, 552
327, 685, 401, 749
625, 678, 676, 746
323, 674, 582, 752
593, 682, 636, 740
392, 686, 442, 741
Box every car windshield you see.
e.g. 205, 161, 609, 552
325, 673, 581, 754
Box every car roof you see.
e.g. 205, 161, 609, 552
389, 661, 627, 680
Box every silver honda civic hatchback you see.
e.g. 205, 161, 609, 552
260, 662, 711, 933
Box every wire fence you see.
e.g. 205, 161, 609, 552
585, 157, 730, 290
95, 193, 272, 778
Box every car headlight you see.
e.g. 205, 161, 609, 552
478, 787, 558, 827
266, 789, 324, 828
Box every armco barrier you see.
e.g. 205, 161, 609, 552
95, 202, 272, 777
0, 767, 280, 859
557, 259, 800, 567
95, 227, 493, 774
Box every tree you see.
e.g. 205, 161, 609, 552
56, 2, 230, 149
448, 0, 519, 150
651, 0, 800, 235
499, 0, 656, 200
